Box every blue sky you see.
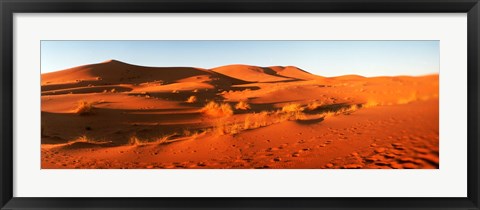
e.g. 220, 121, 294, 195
41, 40, 439, 77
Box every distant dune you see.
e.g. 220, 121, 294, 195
41, 60, 439, 169
211, 64, 320, 82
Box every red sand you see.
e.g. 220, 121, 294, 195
41, 60, 439, 169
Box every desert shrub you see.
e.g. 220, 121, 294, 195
181, 129, 202, 139
235, 101, 251, 110
213, 121, 243, 136
244, 115, 252, 130
129, 134, 173, 146
280, 103, 306, 120
188, 130, 201, 140
281, 103, 304, 113
201, 101, 233, 117
74, 100, 94, 115
186, 96, 197, 103
110, 88, 116, 93
363, 100, 380, 108
228, 123, 242, 135
220, 103, 233, 116
257, 111, 269, 126
243, 111, 270, 130
307, 101, 322, 110
346, 104, 359, 112
183, 129, 191, 136
76, 135, 90, 143
128, 136, 143, 146
156, 134, 172, 144
68, 135, 110, 144
213, 121, 227, 135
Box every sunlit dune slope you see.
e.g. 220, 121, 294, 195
40, 59, 439, 169
211, 64, 319, 82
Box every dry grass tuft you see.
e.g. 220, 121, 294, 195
74, 100, 94, 115
363, 100, 380, 108
280, 103, 306, 120
235, 101, 251, 110
182, 129, 203, 139
243, 115, 252, 130
129, 133, 177, 146
213, 120, 243, 136
186, 96, 197, 103
281, 103, 305, 113
69, 135, 91, 143
201, 101, 233, 117
307, 101, 322, 111
128, 136, 143, 146
228, 123, 242, 135
68, 135, 110, 144
155, 134, 172, 145
213, 121, 227, 135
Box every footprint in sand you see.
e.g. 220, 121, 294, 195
413, 147, 430, 154
398, 157, 416, 163
402, 163, 418, 169
384, 153, 396, 159
374, 147, 386, 153
374, 161, 389, 166
392, 143, 405, 150
278, 146, 286, 149
388, 162, 403, 169
417, 154, 439, 166
343, 164, 363, 169
391, 150, 404, 155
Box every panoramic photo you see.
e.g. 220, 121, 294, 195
41, 41, 439, 169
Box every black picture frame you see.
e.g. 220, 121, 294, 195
1, 0, 479, 209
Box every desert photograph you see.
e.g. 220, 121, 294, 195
41, 41, 439, 169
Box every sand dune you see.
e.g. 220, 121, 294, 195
211, 64, 308, 82
269, 66, 323, 80
43, 59, 210, 84
41, 60, 439, 169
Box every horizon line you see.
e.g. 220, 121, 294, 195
41, 58, 440, 78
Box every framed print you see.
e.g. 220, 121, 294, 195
1, 0, 479, 209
